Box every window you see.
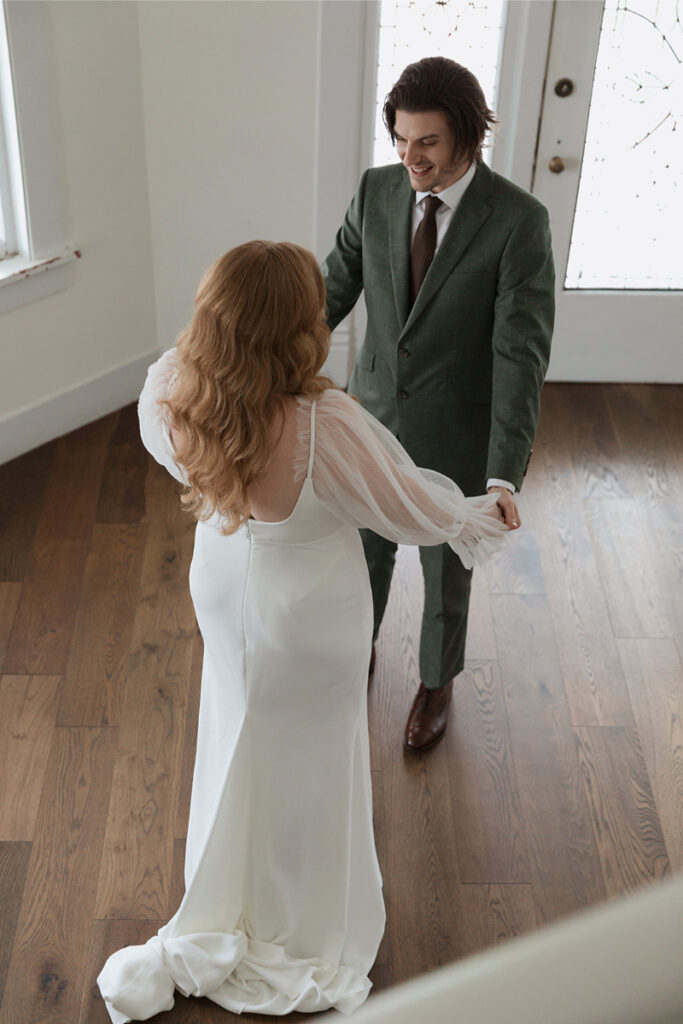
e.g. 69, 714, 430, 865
0, 0, 78, 313
372, 0, 506, 168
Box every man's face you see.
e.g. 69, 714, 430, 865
394, 109, 469, 193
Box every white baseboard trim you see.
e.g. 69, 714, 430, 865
0, 348, 160, 465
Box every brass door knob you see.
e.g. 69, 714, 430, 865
549, 156, 565, 174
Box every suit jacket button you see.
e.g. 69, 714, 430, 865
398, 348, 409, 358
397, 389, 408, 399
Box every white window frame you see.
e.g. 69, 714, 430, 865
0, 0, 78, 315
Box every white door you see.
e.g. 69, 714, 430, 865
532, 0, 683, 382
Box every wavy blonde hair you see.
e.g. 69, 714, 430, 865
163, 240, 335, 533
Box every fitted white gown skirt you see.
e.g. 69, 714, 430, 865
97, 477, 385, 1021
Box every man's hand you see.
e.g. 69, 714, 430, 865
487, 485, 521, 530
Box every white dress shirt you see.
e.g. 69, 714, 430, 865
412, 164, 515, 496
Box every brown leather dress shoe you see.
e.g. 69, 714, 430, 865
404, 680, 453, 751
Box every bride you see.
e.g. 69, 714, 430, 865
97, 240, 509, 1022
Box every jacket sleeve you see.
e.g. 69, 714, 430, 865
320, 170, 369, 331
487, 202, 555, 491
295, 390, 509, 571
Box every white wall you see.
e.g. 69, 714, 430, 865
1, 1, 157, 459
1, 0, 322, 463
137, 0, 320, 354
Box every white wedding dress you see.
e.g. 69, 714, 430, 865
97, 349, 507, 1022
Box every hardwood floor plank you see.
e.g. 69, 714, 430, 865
447, 660, 530, 883
96, 405, 149, 524
370, 770, 392, 969
3, 416, 114, 675
383, 740, 465, 984
94, 462, 196, 921
0, 583, 22, 674
0, 441, 55, 582
637, 498, 683, 642
79, 918, 164, 1024
0, 842, 31, 1007
174, 630, 203, 840
583, 498, 669, 639
574, 726, 670, 896
618, 639, 683, 870
529, 447, 632, 726
0, 676, 61, 840
604, 385, 681, 507
491, 594, 606, 923
57, 524, 147, 728
487, 527, 545, 595
456, 883, 537, 958
0, 726, 117, 1024
548, 385, 632, 499
367, 963, 394, 996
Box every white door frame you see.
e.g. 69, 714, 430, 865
312, 1, 579, 386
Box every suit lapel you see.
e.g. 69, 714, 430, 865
388, 172, 414, 329
403, 163, 494, 334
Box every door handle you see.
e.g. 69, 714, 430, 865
549, 156, 566, 174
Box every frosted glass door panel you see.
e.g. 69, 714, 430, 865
372, 0, 506, 168
565, 0, 683, 290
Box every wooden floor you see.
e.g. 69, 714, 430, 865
0, 383, 681, 1023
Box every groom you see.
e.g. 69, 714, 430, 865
322, 57, 554, 752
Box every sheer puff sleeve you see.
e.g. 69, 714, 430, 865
294, 389, 509, 571
137, 348, 188, 485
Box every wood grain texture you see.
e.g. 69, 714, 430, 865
57, 523, 147, 727
96, 404, 149, 524
0, 842, 31, 1007
0, 583, 21, 674
447, 660, 530, 883
174, 629, 203, 840
603, 385, 681, 507
530, 434, 632, 726
618, 638, 683, 870
486, 527, 545, 595
0, 726, 117, 1024
94, 461, 196, 921
0, 382, 681, 1017
384, 741, 464, 981
491, 593, 606, 922
0, 676, 61, 840
574, 726, 670, 895
79, 919, 164, 1024
584, 498, 669, 639
3, 416, 114, 675
0, 441, 55, 582
547, 385, 631, 500
370, 769, 392, 969
456, 883, 537, 957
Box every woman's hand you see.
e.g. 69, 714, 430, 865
487, 485, 520, 529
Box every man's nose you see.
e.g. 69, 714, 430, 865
403, 142, 419, 165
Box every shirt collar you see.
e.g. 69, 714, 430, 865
415, 162, 477, 211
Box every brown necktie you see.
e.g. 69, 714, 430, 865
410, 194, 443, 305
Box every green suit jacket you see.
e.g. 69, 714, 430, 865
322, 161, 555, 495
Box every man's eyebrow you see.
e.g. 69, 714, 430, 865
395, 133, 441, 142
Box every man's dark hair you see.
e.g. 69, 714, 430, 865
382, 56, 498, 165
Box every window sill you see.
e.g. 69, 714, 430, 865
0, 247, 81, 314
